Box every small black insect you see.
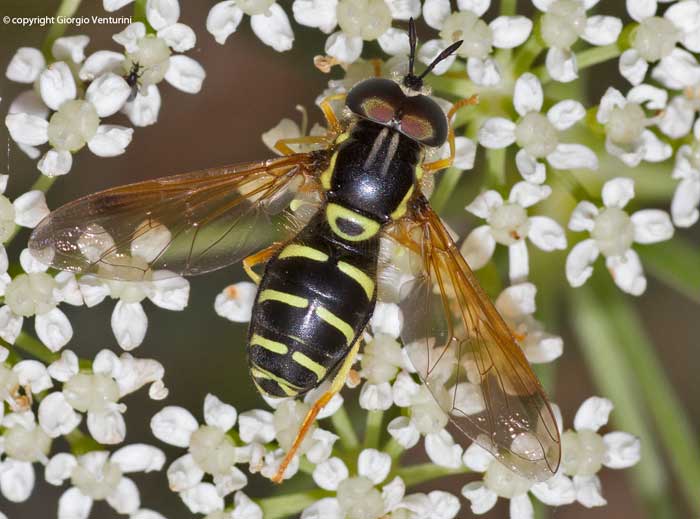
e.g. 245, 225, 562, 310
124, 62, 144, 102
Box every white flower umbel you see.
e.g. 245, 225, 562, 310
566, 177, 674, 296
460, 181, 567, 283
303, 448, 406, 519
0, 410, 51, 503
0, 248, 81, 351
670, 136, 700, 227
478, 73, 598, 183
597, 85, 673, 167
47, 445, 165, 518
462, 396, 639, 516
77, 226, 190, 350
495, 282, 564, 364
620, 1, 685, 85
151, 394, 261, 513
207, 1, 294, 52
534, 0, 622, 83
424, 1, 532, 86
44, 348, 167, 444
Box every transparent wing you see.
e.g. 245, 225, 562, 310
29, 153, 326, 281
388, 195, 561, 481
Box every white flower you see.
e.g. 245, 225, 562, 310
670, 141, 700, 227
423, 2, 532, 85
534, 0, 622, 83
48, 446, 165, 518
597, 85, 673, 167
478, 74, 597, 183
214, 281, 258, 322
76, 226, 190, 350
0, 248, 81, 350
460, 181, 567, 282
303, 449, 405, 519
566, 177, 674, 295
620, 1, 686, 85
495, 282, 564, 364
396, 490, 461, 519
151, 395, 259, 512
207, 1, 295, 52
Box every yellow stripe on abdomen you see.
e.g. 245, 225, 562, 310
315, 306, 355, 345
250, 334, 288, 354
337, 261, 374, 300
258, 289, 308, 308
278, 244, 329, 262
291, 351, 327, 381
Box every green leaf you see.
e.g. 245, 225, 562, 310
640, 237, 700, 303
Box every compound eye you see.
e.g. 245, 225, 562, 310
346, 78, 403, 123
399, 114, 435, 143
362, 97, 395, 123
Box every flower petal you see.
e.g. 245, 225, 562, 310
85, 73, 131, 118
671, 176, 700, 227
477, 118, 516, 148
461, 481, 498, 514
630, 209, 673, 244
547, 100, 585, 131
207, 1, 244, 44
565, 239, 599, 287
112, 444, 166, 473
146, 0, 180, 30
164, 55, 206, 94
39, 61, 77, 110
602, 177, 635, 208
292, 0, 338, 34
204, 393, 237, 431
87, 124, 134, 157
387, 415, 420, 448
459, 226, 496, 270
313, 457, 348, 490
58, 487, 93, 519
547, 143, 599, 170
602, 431, 641, 469
158, 22, 197, 52
606, 249, 647, 296
122, 84, 161, 127
568, 201, 598, 232
573, 474, 607, 507
6, 47, 46, 83
510, 493, 534, 519
378, 28, 410, 56
509, 181, 551, 208
425, 430, 463, 468
513, 73, 543, 116
626, 0, 656, 22
325, 31, 363, 64
5, 113, 49, 146
574, 396, 613, 432
467, 56, 502, 86
509, 240, 529, 283
45, 453, 77, 486
151, 406, 198, 447
581, 16, 622, 46
546, 47, 578, 83
167, 454, 204, 491
251, 5, 295, 52
87, 405, 127, 444
106, 476, 140, 514
111, 301, 148, 350
515, 149, 546, 184
619, 48, 648, 85
38, 149, 73, 177
422, 0, 451, 29
39, 391, 81, 438
180, 482, 224, 514
490, 16, 532, 49
528, 216, 567, 251
214, 282, 258, 322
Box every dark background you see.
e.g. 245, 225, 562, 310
0, 1, 698, 518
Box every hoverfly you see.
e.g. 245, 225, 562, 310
29, 19, 560, 484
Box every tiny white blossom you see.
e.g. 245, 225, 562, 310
670, 141, 700, 227
460, 181, 567, 282
566, 177, 674, 295
478, 74, 597, 182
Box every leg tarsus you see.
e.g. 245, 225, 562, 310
271, 339, 361, 484
274, 136, 330, 156
243, 243, 282, 284
319, 93, 347, 134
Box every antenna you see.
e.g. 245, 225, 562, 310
402, 18, 463, 92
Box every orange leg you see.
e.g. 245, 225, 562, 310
423, 95, 479, 173
242, 243, 282, 284
272, 338, 361, 483
319, 93, 347, 134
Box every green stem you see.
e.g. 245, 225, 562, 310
511, 33, 544, 76
395, 462, 470, 488
500, 0, 517, 16
570, 280, 675, 518
605, 288, 700, 515
65, 429, 101, 455
430, 168, 462, 213
536, 43, 623, 84
363, 410, 383, 449
383, 437, 404, 461
12, 332, 59, 364
641, 238, 700, 304
330, 405, 359, 451
485, 147, 506, 187
257, 490, 329, 519
41, 0, 83, 60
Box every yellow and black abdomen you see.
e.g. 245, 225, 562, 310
248, 210, 379, 398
